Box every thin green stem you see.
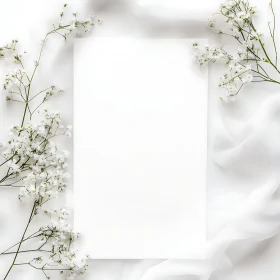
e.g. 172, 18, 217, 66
2, 249, 51, 255
29, 87, 52, 102
270, 0, 278, 65
3, 203, 36, 280
20, 25, 70, 127
0, 231, 41, 255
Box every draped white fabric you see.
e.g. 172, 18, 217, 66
1, 0, 280, 279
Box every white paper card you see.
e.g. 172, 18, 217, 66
74, 38, 207, 259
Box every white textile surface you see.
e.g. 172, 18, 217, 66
1, 0, 280, 279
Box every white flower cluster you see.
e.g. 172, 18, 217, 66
3, 69, 63, 104
0, 39, 26, 62
219, 64, 252, 102
0, 108, 89, 279
191, 0, 271, 101
192, 41, 255, 101
70, 12, 95, 33
192, 42, 227, 65
217, 0, 262, 43
38, 208, 89, 280
0, 109, 71, 201
250, 30, 263, 41
221, 0, 256, 28
44, 86, 64, 102
206, 0, 260, 41
58, 4, 102, 37
4, 68, 28, 93
209, 0, 261, 42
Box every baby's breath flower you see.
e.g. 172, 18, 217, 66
250, 31, 263, 41
0, 2, 96, 280
208, 16, 215, 28
193, 42, 226, 65
0, 109, 70, 201
37, 208, 89, 278
193, 0, 280, 101
44, 86, 63, 102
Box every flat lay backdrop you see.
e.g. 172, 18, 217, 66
1, 0, 280, 279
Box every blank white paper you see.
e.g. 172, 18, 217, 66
74, 38, 207, 259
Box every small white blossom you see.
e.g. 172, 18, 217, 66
192, 42, 226, 65
250, 30, 263, 41
43, 86, 63, 102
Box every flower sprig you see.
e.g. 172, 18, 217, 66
5, 208, 89, 280
0, 3, 100, 280
193, 0, 280, 102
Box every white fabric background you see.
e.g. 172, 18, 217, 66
1, 0, 280, 279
